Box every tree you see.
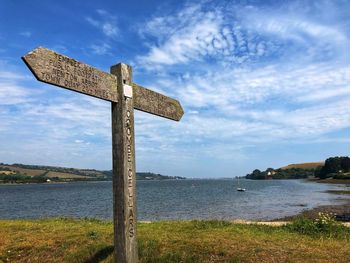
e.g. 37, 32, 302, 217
252, 169, 261, 176
325, 157, 342, 173
314, 166, 323, 178
341, 157, 350, 171
315, 156, 350, 179
246, 169, 264, 179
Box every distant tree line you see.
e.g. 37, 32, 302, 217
103, 171, 186, 180
136, 172, 186, 180
246, 156, 350, 180
246, 167, 314, 180
0, 163, 185, 183
0, 173, 47, 183
314, 156, 350, 179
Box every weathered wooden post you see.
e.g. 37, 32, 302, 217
111, 63, 138, 262
22, 47, 184, 263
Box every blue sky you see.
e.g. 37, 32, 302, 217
1, 0, 350, 178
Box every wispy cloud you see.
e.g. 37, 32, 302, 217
0, 83, 29, 105
0, 62, 112, 169
85, 9, 119, 39
137, 3, 277, 66
85, 9, 118, 56
138, 4, 223, 65
138, 1, 350, 67
132, 0, 350, 175
90, 43, 111, 55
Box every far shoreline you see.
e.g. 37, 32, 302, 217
0, 178, 188, 185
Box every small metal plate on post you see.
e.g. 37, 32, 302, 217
123, 84, 133, 98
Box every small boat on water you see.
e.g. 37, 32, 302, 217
236, 177, 246, 192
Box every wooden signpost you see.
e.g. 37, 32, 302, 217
22, 47, 184, 263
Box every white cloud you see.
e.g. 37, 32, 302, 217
102, 23, 118, 38
137, 58, 350, 151
85, 10, 119, 39
138, 4, 227, 65
134, 1, 350, 155
138, 1, 350, 68
0, 83, 29, 105
138, 7, 275, 68
86, 17, 99, 27
0, 61, 112, 166
90, 43, 111, 55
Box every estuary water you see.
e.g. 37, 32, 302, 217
0, 179, 349, 221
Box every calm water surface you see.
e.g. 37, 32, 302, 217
0, 179, 349, 220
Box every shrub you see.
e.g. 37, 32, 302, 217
286, 212, 350, 239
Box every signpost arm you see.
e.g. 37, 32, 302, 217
111, 63, 138, 263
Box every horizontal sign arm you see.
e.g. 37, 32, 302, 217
133, 83, 184, 121
22, 47, 184, 121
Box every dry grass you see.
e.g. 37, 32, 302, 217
0, 166, 46, 177
281, 162, 324, 170
0, 165, 97, 180
0, 171, 15, 175
0, 219, 350, 263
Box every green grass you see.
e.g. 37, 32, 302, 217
284, 216, 350, 239
1, 218, 350, 263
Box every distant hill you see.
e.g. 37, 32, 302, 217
246, 161, 324, 180
0, 163, 185, 183
247, 158, 350, 180
280, 162, 324, 170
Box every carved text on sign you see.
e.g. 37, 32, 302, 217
126, 109, 135, 238
22, 47, 118, 102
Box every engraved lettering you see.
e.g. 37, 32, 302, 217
23, 47, 118, 102
124, 107, 135, 239
129, 210, 134, 237
127, 145, 132, 162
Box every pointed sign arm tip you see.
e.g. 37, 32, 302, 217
132, 83, 184, 121
21, 46, 119, 102
22, 51, 41, 83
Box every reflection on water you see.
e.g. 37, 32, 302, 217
0, 179, 348, 220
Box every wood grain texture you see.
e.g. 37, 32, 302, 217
22, 47, 118, 102
111, 63, 138, 263
133, 83, 184, 121
22, 47, 184, 121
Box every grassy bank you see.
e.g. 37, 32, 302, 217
1, 218, 350, 262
